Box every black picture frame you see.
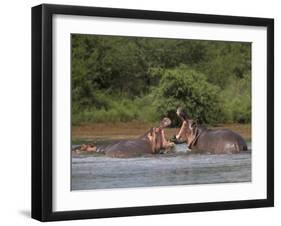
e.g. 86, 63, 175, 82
32, 3, 274, 222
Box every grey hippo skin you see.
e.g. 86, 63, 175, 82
179, 119, 248, 154
97, 136, 156, 158
73, 118, 174, 158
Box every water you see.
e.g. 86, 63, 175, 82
71, 143, 251, 190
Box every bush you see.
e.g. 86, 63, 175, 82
72, 93, 160, 124
71, 35, 251, 125
152, 65, 223, 125
220, 76, 251, 123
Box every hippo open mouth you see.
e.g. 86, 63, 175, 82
73, 117, 175, 157
176, 119, 248, 154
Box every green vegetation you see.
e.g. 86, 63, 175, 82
72, 34, 251, 126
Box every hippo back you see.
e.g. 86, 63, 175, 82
195, 129, 247, 154
105, 138, 153, 158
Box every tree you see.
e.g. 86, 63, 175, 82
152, 65, 222, 125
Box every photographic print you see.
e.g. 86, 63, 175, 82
32, 4, 273, 221
71, 34, 252, 191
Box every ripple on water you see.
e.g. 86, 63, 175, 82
71, 143, 251, 190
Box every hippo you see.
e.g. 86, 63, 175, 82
73, 118, 175, 158
175, 119, 248, 154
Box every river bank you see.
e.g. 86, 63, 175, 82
72, 122, 251, 144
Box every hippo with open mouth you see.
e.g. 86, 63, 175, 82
176, 119, 248, 154
73, 117, 175, 158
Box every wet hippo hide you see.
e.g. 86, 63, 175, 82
100, 137, 154, 158
183, 120, 248, 154
74, 117, 174, 158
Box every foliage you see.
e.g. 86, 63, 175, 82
72, 93, 159, 125
71, 34, 251, 125
220, 75, 251, 123
152, 65, 222, 125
